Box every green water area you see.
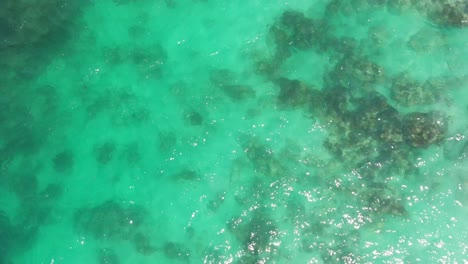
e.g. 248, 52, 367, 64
1, 0, 467, 263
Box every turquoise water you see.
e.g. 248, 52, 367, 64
1, 0, 467, 263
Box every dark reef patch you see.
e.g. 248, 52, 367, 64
53, 150, 74, 173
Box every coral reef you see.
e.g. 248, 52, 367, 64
402, 112, 448, 148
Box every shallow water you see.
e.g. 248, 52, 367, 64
1, 0, 467, 263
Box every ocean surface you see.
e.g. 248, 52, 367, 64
1, 0, 467, 263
